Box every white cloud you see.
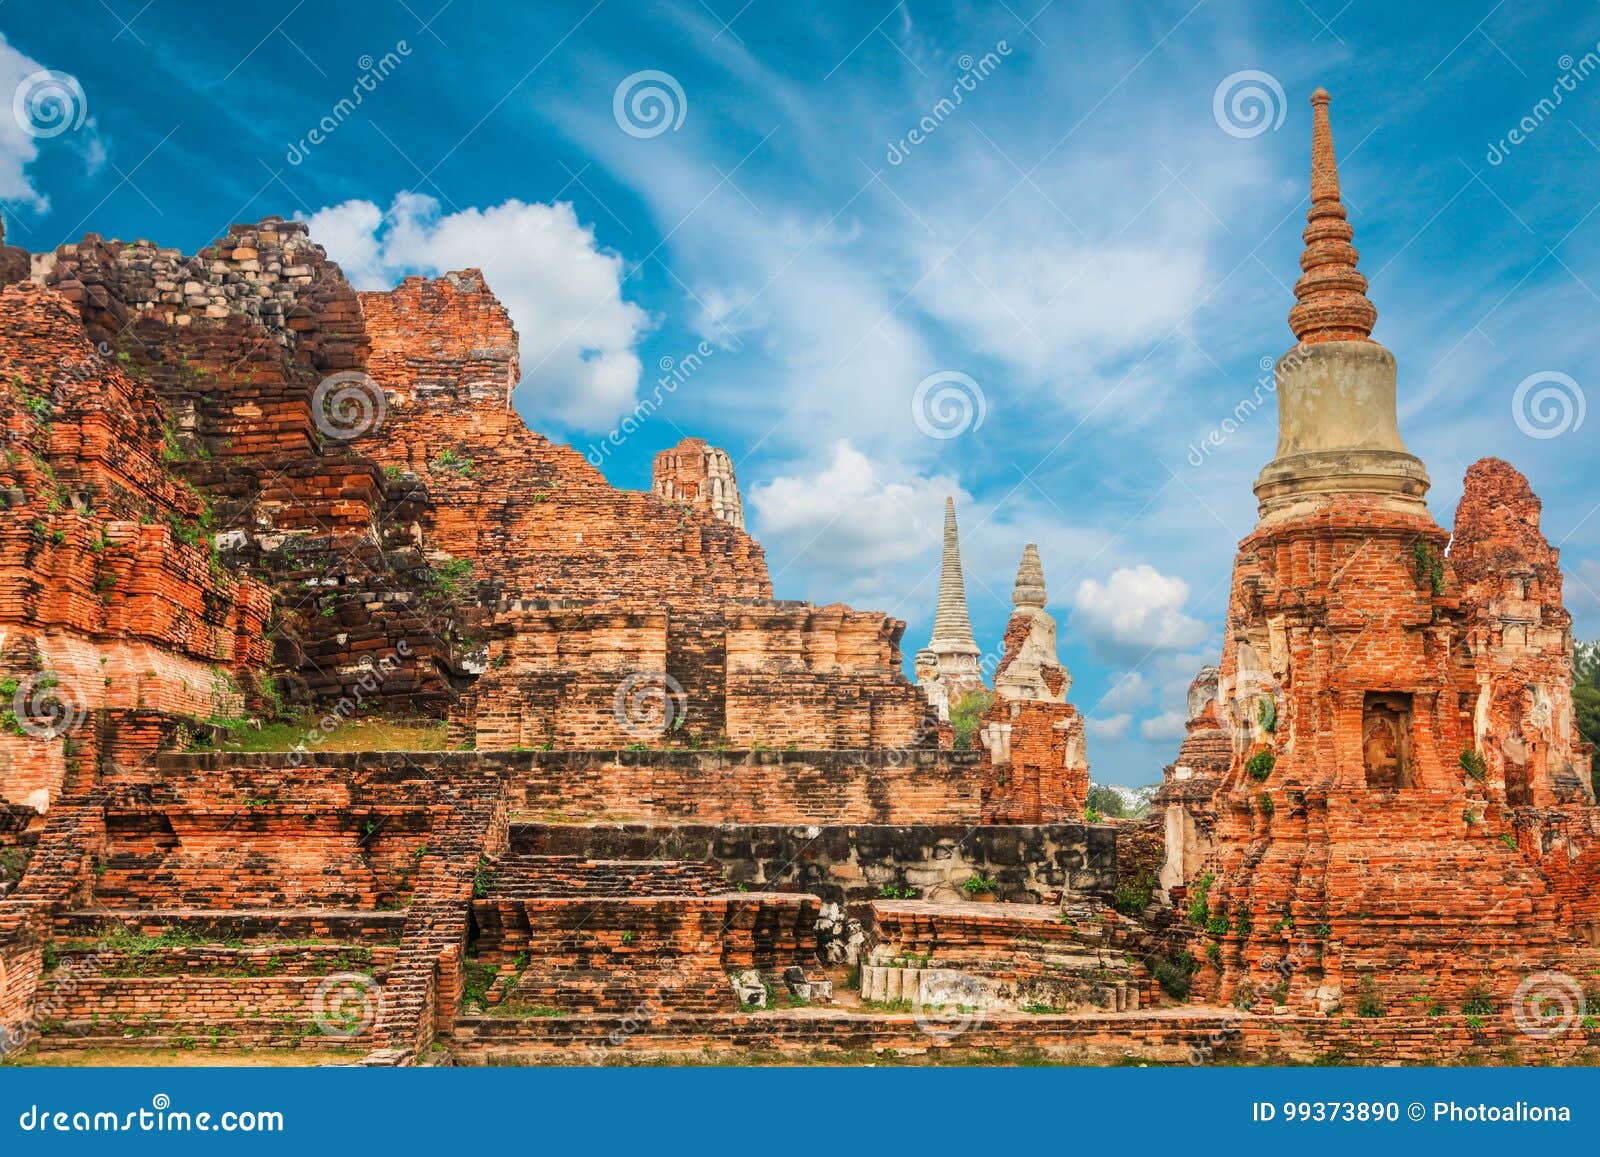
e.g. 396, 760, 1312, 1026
1085, 713, 1132, 740
0, 34, 106, 214
1095, 670, 1153, 713
1139, 709, 1186, 742
300, 193, 650, 432
1071, 564, 1209, 657
913, 218, 1211, 389
749, 440, 961, 579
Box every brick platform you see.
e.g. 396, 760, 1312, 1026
449, 1008, 1600, 1067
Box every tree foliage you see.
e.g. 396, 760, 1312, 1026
949, 690, 993, 750
1086, 783, 1127, 818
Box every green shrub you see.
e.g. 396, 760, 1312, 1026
1086, 784, 1127, 818
1459, 749, 1488, 781
1152, 951, 1198, 1000
1245, 751, 1276, 781
1412, 539, 1446, 595
1111, 870, 1154, 917
1186, 870, 1215, 928
1460, 985, 1495, 1017
949, 690, 993, 751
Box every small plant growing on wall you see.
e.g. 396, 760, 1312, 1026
1411, 539, 1445, 595
1245, 751, 1276, 781
1111, 870, 1155, 917
1356, 974, 1384, 1018
1459, 749, 1488, 781
1186, 870, 1215, 928
1151, 950, 1198, 1000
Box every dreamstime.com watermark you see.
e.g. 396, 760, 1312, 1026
311, 971, 384, 1038
612, 671, 688, 741
885, 40, 1012, 165
16, 1094, 283, 1134
1190, 937, 1314, 1065
1511, 371, 1584, 439
12, 69, 88, 138
613, 70, 687, 138
285, 42, 413, 165
576, 952, 693, 1064
1486, 44, 1600, 165
913, 971, 987, 1040
912, 370, 986, 439
312, 371, 390, 440
0, 937, 116, 1060
1512, 970, 1593, 1039
585, 340, 716, 466
1212, 69, 1286, 139
1185, 344, 1313, 467
7, 672, 88, 740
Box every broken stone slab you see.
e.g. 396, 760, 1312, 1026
730, 969, 766, 1008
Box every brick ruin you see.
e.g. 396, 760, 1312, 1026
0, 87, 1597, 1066
979, 543, 1091, 822
653, 435, 745, 530
0, 278, 273, 810
1156, 90, 1599, 1018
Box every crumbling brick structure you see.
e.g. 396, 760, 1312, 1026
0, 281, 272, 811
652, 435, 745, 529
1153, 666, 1229, 890
0, 216, 29, 286
979, 544, 1090, 822
1162, 90, 1600, 1015
470, 854, 821, 1014
39, 222, 476, 720
3, 218, 937, 775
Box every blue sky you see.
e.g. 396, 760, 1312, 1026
4, 1, 1597, 785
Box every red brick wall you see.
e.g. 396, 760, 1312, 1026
471, 893, 819, 1014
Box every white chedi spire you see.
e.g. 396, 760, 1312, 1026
930, 496, 979, 657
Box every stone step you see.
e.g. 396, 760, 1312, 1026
482, 855, 727, 898
859, 964, 1138, 1013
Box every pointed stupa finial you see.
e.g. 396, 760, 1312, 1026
1288, 88, 1377, 345
930, 497, 979, 656
1012, 543, 1046, 609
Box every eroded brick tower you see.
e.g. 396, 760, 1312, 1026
652, 435, 746, 530
1168, 90, 1598, 1015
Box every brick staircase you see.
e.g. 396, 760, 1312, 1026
28, 912, 405, 1053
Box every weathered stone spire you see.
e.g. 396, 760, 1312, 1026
1012, 542, 1046, 609
981, 541, 1089, 821
1252, 88, 1427, 522
930, 497, 979, 657
1288, 88, 1377, 345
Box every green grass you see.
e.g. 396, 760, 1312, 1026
215, 713, 449, 753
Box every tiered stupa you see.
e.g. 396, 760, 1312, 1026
978, 544, 1090, 821
915, 497, 987, 719
1164, 90, 1599, 1014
